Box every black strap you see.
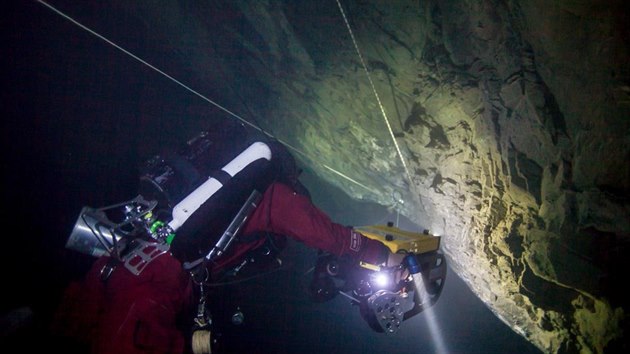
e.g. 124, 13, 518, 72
210, 169, 232, 185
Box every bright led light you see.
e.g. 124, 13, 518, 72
373, 272, 390, 288
411, 272, 449, 354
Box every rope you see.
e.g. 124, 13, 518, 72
334, 0, 415, 192
36, 0, 377, 195
191, 330, 212, 354
36, 0, 258, 132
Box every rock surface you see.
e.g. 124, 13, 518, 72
110, 1, 629, 352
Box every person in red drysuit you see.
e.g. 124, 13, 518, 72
52, 180, 391, 354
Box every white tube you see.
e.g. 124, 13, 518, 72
168, 142, 272, 231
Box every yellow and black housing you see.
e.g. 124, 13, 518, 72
354, 224, 441, 255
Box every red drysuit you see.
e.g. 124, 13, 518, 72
53, 182, 389, 353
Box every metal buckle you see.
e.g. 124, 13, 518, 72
122, 239, 170, 275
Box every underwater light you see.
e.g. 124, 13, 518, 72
372, 271, 391, 289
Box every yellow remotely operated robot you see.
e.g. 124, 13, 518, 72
308, 222, 447, 334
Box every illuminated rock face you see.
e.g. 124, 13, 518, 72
121, 1, 628, 352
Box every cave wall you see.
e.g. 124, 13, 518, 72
113, 1, 629, 352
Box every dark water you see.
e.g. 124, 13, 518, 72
2, 2, 539, 353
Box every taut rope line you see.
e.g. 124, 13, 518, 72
37, 0, 375, 195
334, 0, 416, 194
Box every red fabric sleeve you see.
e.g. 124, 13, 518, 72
91, 252, 193, 354
240, 182, 389, 265
53, 252, 193, 354
51, 257, 108, 345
